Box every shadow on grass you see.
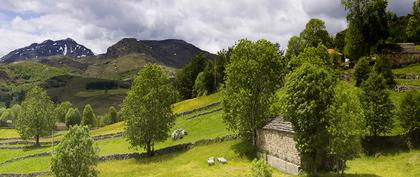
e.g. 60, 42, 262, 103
131, 148, 186, 165
231, 139, 256, 160
362, 132, 420, 156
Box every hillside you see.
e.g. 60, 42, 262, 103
103, 38, 216, 68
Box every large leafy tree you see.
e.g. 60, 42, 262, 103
82, 104, 96, 127
300, 18, 333, 48
51, 125, 99, 177
327, 82, 365, 177
121, 64, 177, 156
342, 0, 388, 60
15, 86, 55, 146
289, 44, 333, 71
282, 63, 336, 176
285, 36, 306, 59
223, 39, 285, 146
193, 62, 216, 97
175, 53, 208, 99
360, 72, 394, 137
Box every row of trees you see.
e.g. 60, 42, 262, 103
2, 86, 120, 146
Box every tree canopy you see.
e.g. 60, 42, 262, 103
282, 63, 336, 176
223, 39, 285, 146
300, 18, 332, 48
51, 125, 99, 177
54, 101, 72, 122
65, 108, 81, 127
360, 72, 394, 136
175, 53, 208, 99
82, 104, 96, 127
121, 64, 177, 156
15, 86, 55, 146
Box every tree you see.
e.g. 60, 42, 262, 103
82, 104, 96, 127
282, 63, 336, 176
406, 16, 420, 42
175, 53, 208, 99
289, 44, 333, 71
15, 86, 55, 146
353, 57, 371, 86
327, 82, 365, 177
65, 108, 81, 127
54, 101, 72, 122
360, 72, 394, 137
121, 64, 177, 156
51, 125, 99, 177
193, 62, 216, 97
223, 39, 285, 146
108, 106, 118, 124
342, 0, 389, 60
214, 48, 232, 87
398, 91, 420, 147
251, 159, 272, 177
334, 29, 347, 52
285, 36, 306, 59
414, 0, 420, 20
373, 55, 395, 88
300, 19, 333, 48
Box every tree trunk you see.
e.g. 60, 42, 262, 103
252, 128, 257, 146
35, 135, 40, 147
146, 141, 154, 157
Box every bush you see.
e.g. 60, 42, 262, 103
51, 125, 99, 177
65, 108, 81, 127
353, 57, 371, 86
398, 91, 420, 147
251, 159, 272, 177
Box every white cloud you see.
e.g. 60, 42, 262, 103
0, 0, 415, 56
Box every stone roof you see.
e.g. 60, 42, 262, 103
262, 116, 295, 133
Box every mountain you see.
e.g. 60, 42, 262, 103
0, 38, 94, 63
103, 38, 215, 68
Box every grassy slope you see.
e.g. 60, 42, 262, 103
97, 140, 288, 177
172, 92, 222, 114
392, 63, 420, 75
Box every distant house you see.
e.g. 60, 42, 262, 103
256, 117, 301, 175
327, 48, 345, 65
381, 43, 420, 66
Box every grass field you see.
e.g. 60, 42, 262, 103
172, 92, 222, 114
393, 63, 420, 75
75, 89, 128, 97
0, 129, 19, 139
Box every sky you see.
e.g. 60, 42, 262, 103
0, 0, 415, 56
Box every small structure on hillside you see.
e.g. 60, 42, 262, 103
256, 117, 301, 175
381, 43, 420, 66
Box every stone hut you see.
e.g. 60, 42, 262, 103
256, 117, 300, 175
381, 43, 420, 66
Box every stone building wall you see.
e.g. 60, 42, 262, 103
257, 129, 301, 175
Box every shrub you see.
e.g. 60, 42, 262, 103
65, 108, 81, 127
251, 159, 272, 177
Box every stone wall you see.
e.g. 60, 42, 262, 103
257, 129, 301, 175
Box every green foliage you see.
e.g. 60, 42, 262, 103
353, 57, 371, 86
214, 48, 232, 88
0, 104, 21, 122
15, 86, 55, 145
193, 62, 216, 97
282, 63, 336, 175
121, 64, 177, 156
54, 101, 73, 122
65, 108, 81, 127
360, 72, 394, 136
82, 104, 96, 127
334, 29, 347, 52
373, 55, 396, 88
286, 36, 306, 59
251, 159, 272, 177
289, 44, 333, 71
398, 91, 420, 137
223, 39, 285, 145
51, 125, 99, 177
405, 16, 420, 42
327, 82, 365, 176
414, 0, 420, 20
109, 106, 118, 124
175, 53, 208, 99
342, 0, 389, 60
300, 18, 333, 48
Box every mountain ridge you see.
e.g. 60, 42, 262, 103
1, 38, 95, 63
